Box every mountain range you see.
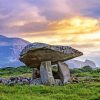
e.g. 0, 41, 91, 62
65, 59, 96, 69
0, 35, 96, 68
0, 35, 30, 68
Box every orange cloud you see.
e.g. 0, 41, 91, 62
50, 16, 100, 35
17, 16, 100, 53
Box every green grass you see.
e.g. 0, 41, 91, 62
0, 66, 32, 78
72, 71, 100, 78
70, 67, 100, 77
0, 82, 100, 100
0, 66, 100, 100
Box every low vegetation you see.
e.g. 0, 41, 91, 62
70, 66, 100, 77
0, 66, 32, 78
0, 66, 100, 100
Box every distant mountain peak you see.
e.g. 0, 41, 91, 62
0, 35, 7, 38
65, 59, 96, 68
0, 35, 30, 68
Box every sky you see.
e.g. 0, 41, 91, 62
0, 0, 100, 67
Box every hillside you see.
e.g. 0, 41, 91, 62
0, 35, 30, 68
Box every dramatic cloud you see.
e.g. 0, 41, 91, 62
28, 0, 100, 20
50, 16, 100, 34
0, 0, 47, 34
0, 0, 100, 66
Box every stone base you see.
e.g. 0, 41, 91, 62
32, 68, 40, 80
40, 61, 55, 85
30, 61, 71, 85
58, 62, 70, 84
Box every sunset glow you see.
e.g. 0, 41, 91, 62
0, 0, 100, 66
51, 16, 99, 34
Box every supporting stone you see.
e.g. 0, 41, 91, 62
40, 61, 55, 85
32, 68, 38, 80
58, 62, 70, 84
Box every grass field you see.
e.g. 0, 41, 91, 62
0, 66, 32, 78
0, 66, 100, 100
0, 82, 100, 100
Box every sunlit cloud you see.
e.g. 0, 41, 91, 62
0, 0, 100, 66
50, 16, 100, 35
21, 16, 100, 53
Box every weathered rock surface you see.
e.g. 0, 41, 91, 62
0, 77, 64, 86
0, 77, 31, 85
18, 42, 83, 86
19, 43, 83, 68
32, 68, 40, 80
40, 61, 55, 85
58, 62, 70, 84
0, 78, 3, 83
30, 78, 42, 85
54, 79, 63, 85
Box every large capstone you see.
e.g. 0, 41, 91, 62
19, 42, 83, 68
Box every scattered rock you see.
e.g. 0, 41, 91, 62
55, 79, 63, 86
8, 81, 15, 86
2, 79, 9, 85
30, 78, 42, 85
0, 78, 3, 83
70, 77, 79, 83
0, 77, 42, 85
22, 79, 30, 85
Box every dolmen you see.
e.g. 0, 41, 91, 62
19, 42, 83, 85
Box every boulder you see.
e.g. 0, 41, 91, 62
0, 78, 3, 83
40, 61, 55, 85
2, 79, 9, 85
21, 79, 30, 84
58, 62, 70, 84
9, 77, 16, 81
8, 81, 15, 86
32, 68, 40, 80
54, 79, 62, 86
30, 78, 42, 85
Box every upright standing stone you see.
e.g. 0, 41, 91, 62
40, 61, 55, 85
32, 68, 37, 80
58, 62, 70, 84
